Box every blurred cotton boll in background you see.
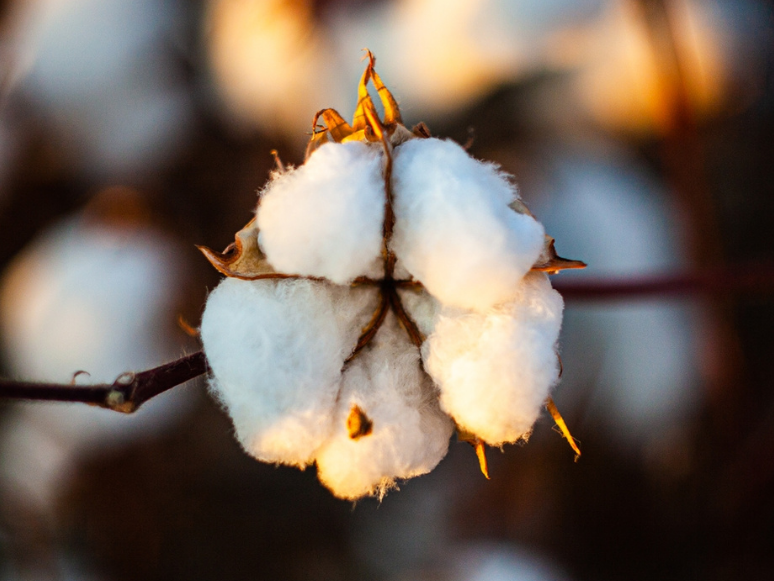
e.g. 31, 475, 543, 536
0, 188, 195, 577
1, 0, 194, 180
203, 0, 770, 141
392, 542, 573, 581
203, 0, 605, 140
571, 0, 741, 135
447, 543, 572, 581
328, 0, 604, 122
205, 0, 342, 142
527, 139, 701, 455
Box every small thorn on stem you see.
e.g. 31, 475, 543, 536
475, 440, 490, 479
458, 428, 491, 479
546, 397, 581, 459
70, 370, 90, 385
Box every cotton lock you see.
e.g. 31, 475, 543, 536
257, 140, 386, 284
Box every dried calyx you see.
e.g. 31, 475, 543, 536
198, 52, 584, 499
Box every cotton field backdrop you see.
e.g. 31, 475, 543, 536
0, 1, 773, 580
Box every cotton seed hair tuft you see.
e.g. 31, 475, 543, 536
199, 52, 585, 499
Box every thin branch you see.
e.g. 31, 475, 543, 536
0, 351, 207, 412
2, 267, 771, 410
553, 266, 774, 301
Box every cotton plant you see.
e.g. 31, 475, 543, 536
199, 53, 584, 500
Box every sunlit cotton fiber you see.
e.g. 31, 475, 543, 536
201, 278, 376, 466
315, 314, 453, 499
423, 273, 563, 445
391, 138, 545, 311
257, 141, 385, 283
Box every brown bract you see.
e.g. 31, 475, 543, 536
197, 51, 585, 475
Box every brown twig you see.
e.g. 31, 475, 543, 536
0, 351, 207, 412
553, 266, 774, 301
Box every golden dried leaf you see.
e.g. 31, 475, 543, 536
341, 129, 369, 143
347, 405, 373, 440
351, 55, 375, 133
307, 50, 409, 155
197, 218, 281, 280
319, 108, 353, 143
457, 427, 490, 479
305, 127, 330, 160
532, 236, 587, 274
546, 396, 581, 459
370, 67, 402, 127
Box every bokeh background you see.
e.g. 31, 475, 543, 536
0, 0, 772, 579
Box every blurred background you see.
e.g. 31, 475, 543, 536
0, 0, 772, 579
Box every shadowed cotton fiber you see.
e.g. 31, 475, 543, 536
315, 314, 452, 499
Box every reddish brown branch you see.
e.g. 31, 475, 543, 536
553, 266, 774, 301
0, 351, 207, 412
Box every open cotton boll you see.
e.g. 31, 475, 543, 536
423, 273, 563, 445
201, 278, 377, 466
257, 141, 385, 284
315, 314, 453, 500
391, 138, 545, 311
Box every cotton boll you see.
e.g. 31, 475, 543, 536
392, 138, 545, 311
424, 273, 563, 446
0, 210, 192, 509
0, 218, 183, 386
528, 141, 700, 450
201, 278, 377, 466
257, 141, 385, 284
315, 313, 453, 500
4, 0, 193, 178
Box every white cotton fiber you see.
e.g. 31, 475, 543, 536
201, 278, 377, 466
315, 313, 453, 499
391, 138, 545, 311
257, 141, 386, 283
423, 273, 563, 446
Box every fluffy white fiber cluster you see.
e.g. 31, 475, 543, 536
392, 138, 545, 310
201, 135, 564, 499
257, 141, 385, 283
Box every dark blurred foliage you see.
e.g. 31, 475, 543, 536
1, 0, 773, 580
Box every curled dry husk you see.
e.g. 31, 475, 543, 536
198, 51, 585, 486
